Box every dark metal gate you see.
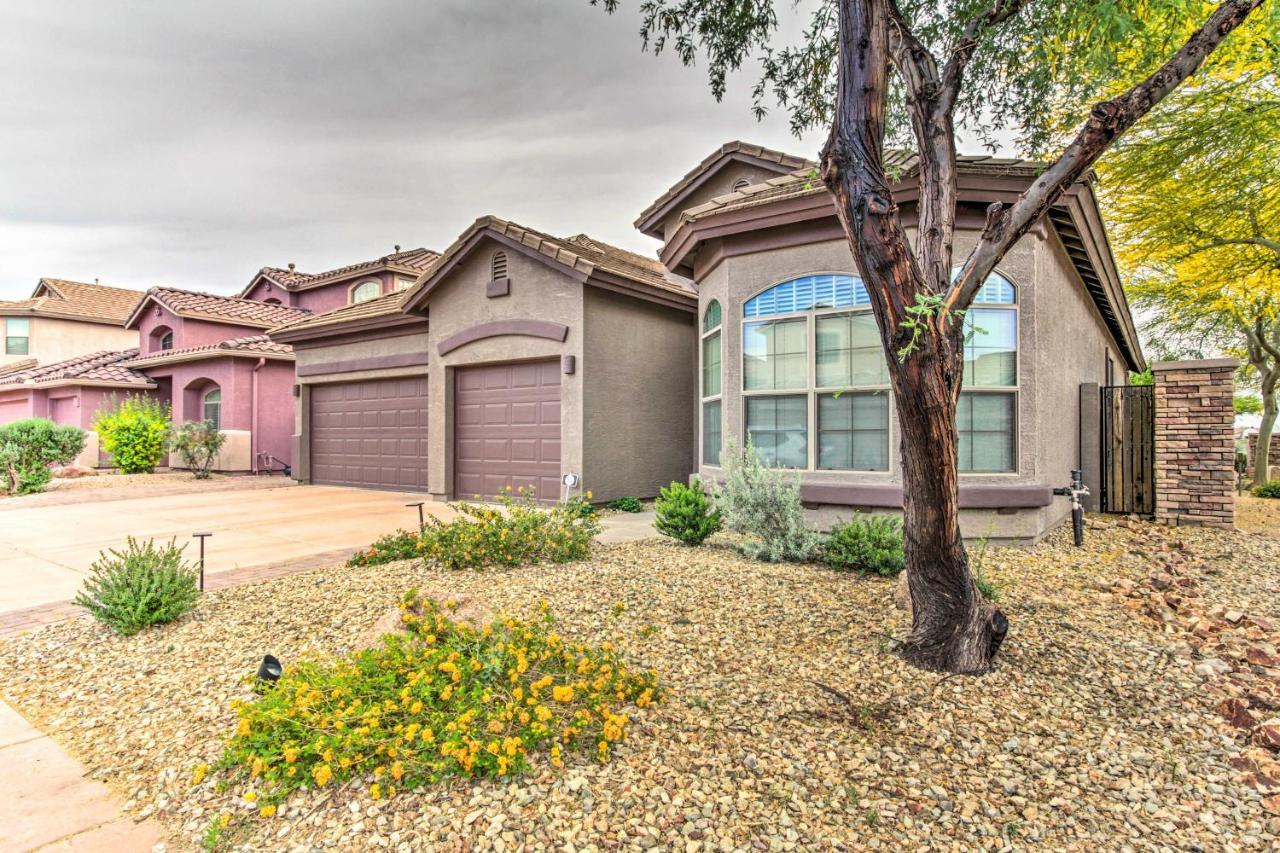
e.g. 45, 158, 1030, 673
1100, 384, 1155, 514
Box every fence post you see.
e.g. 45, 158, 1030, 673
1078, 382, 1101, 512
1152, 358, 1238, 528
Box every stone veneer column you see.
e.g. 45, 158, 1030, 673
1153, 358, 1238, 528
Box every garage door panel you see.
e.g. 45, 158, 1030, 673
454, 361, 561, 502
310, 377, 427, 490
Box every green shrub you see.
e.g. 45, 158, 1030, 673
606, 496, 644, 513
218, 595, 659, 810
561, 492, 599, 520
0, 418, 86, 494
169, 419, 226, 479
73, 537, 201, 635
1252, 481, 1280, 499
93, 395, 170, 474
712, 441, 822, 562
419, 488, 600, 570
823, 515, 905, 576
654, 480, 721, 545
347, 529, 423, 567
969, 531, 1001, 602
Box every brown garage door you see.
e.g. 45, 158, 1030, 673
455, 360, 561, 501
310, 377, 428, 490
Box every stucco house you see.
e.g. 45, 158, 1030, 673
0, 278, 142, 373
239, 247, 438, 313
270, 141, 1143, 543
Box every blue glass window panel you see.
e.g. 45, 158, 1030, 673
744, 274, 869, 317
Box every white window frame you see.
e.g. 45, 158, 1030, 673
5, 317, 31, 356
957, 274, 1020, 475
350, 280, 382, 304
202, 387, 222, 431
700, 299, 723, 467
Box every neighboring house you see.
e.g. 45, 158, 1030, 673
0, 278, 142, 371
270, 141, 1143, 543
239, 247, 438, 313
271, 220, 696, 499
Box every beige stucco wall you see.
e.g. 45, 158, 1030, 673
659, 162, 797, 242
169, 429, 252, 472
582, 288, 696, 501
0, 317, 135, 370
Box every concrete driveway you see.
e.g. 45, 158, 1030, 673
0, 484, 457, 613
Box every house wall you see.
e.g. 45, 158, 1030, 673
659, 162, 795, 242
582, 288, 697, 501
247, 272, 408, 314
135, 303, 262, 355
0, 316, 135, 370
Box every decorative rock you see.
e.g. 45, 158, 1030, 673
1217, 698, 1260, 731
1195, 658, 1233, 678
51, 465, 98, 478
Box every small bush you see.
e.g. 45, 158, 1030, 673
94, 395, 171, 474
419, 488, 600, 570
654, 480, 721, 545
347, 529, 424, 568
1252, 481, 1280, 499
0, 418, 86, 494
170, 419, 226, 479
218, 595, 659, 809
73, 537, 201, 635
561, 491, 598, 520
606, 496, 644, 513
823, 515, 905, 576
712, 441, 822, 562
969, 532, 1001, 602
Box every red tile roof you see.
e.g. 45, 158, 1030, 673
0, 278, 145, 326
121, 335, 293, 368
129, 288, 311, 329
268, 291, 411, 336
0, 349, 153, 388
243, 247, 439, 296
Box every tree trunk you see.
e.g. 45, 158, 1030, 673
1257, 387, 1277, 486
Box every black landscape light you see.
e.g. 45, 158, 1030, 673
257, 654, 283, 684
406, 501, 425, 531
1052, 469, 1090, 547
192, 531, 213, 591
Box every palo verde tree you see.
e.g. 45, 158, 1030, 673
592, 0, 1272, 673
1099, 73, 1279, 486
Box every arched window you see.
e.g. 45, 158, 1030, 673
351, 280, 381, 304
150, 325, 174, 353
491, 250, 508, 281
160, 331, 174, 350
956, 270, 1018, 473
701, 299, 723, 466
202, 387, 222, 430
262, 297, 282, 306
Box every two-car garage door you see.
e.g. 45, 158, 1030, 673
310, 377, 428, 490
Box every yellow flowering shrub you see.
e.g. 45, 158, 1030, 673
218, 594, 658, 809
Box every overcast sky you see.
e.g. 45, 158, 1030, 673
0, 1, 1013, 301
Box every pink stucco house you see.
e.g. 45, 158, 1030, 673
239, 247, 438, 313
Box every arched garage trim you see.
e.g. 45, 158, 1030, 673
436, 320, 569, 356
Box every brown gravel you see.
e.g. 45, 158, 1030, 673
1237, 494, 1280, 540
2, 518, 1279, 850
0, 471, 293, 509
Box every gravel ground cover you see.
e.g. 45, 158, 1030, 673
2, 518, 1279, 850
0, 471, 293, 508
1237, 494, 1280, 539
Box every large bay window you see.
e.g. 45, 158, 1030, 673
700, 299, 723, 465
738, 271, 1018, 473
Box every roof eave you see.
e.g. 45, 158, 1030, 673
121, 350, 295, 369
269, 312, 425, 345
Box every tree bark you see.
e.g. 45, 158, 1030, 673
1246, 321, 1280, 486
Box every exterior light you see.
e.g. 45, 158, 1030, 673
561, 473, 580, 488
257, 654, 282, 684
192, 532, 213, 591
406, 501, 425, 531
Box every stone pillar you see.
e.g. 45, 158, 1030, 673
1153, 358, 1238, 528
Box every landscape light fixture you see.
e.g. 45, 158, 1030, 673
257, 654, 283, 684
406, 501, 426, 531
192, 532, 213, 591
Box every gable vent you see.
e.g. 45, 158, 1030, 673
491, 250, 508, 281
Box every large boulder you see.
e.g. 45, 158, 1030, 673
51, 465, 97, 479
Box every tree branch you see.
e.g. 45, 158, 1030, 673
939, 0, 1031, 112
945, 0, 1266, 314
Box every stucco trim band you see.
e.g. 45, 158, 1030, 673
297, 351, 430, 378
801, 482, 1054, 509
436, 320, 570, 357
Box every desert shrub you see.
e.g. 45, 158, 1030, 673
606, 496, 644, 513
347, 529, 423, 568
419, 488, 600, 570
0, 418, 86, 494
169, 419, 226, 479
1252, 481, 1280, 499
823, 515, 905, 577
712, 441, 822, 562
93, 395, 171, 474
561, 491, 598, 520
654, 480, 721, 545
73, 537, 201, 635
217, 595, 659, 810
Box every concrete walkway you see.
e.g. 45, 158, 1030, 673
598, 510, 658, 543
0, 700, 163, 851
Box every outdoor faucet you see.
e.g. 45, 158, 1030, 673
1052, 469, 1090, 547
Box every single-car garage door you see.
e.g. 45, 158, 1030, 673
455, 360, 561, 501
310, 377, 428, 490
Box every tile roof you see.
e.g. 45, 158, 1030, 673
0, 278, 145, 325
637, 141, 818, 232
0, 358, 37, 376
0, 349, 152, 388
134, 288, 311, 329
246, 247, 439, 295
120, 335, 293, 367
269, 290, 411, 336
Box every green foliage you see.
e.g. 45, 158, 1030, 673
897, 293, 964, 361
1236, 393, 1264, 416
712, 441, 821, 562
347, 530, 424, 568
1129, 369, 1154, 387
1252, 481, 1280, 499
170, 420, 226, 479
94, 395, 171, 474
823, 515, 905, 577
72, 537, 201, 636
217, 595, 659, 808
606, 496, 644, 513
968, 531, 1001, 602
0, 418, 86, 494
561, 492, 599, 521
654, 479, 722, 545
419, 489, 600, 570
